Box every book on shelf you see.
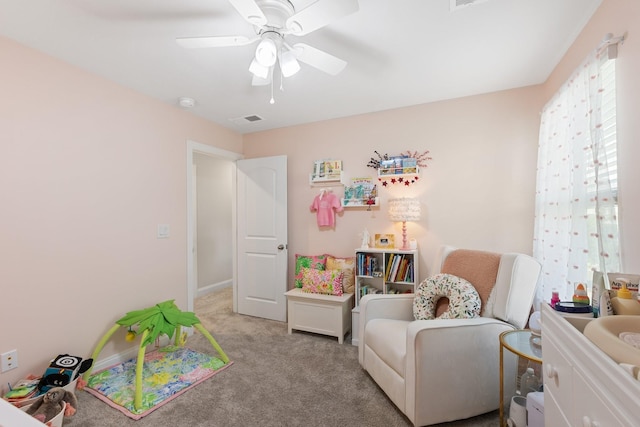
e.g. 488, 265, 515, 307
385, 253, 395, 281
382, 254, 414, 282
402, 158, 417, 174
357, 252, 379, 276
390, 255, 401, 282
393, 157, 404, 174
379, 160, 394, 175
359, 285, 382, 299
312, 159, 342, 180
398, 258, 409, 282
378, 156, 418, 175
405, 260, 413, 282
324, 160, 342, 178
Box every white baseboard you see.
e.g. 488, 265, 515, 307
91, 330, 196, 373
92, 346, 140, 372
90, 284, 228, 373
196, 279, 232, 298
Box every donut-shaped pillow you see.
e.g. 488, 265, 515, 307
413, 273, 481, 320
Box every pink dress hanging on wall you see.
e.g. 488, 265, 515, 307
310, 191, 343, 227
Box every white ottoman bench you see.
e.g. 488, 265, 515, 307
284, 288, 354, 344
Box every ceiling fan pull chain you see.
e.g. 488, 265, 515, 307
270, 77, 275, 105
280, 68, 284, 92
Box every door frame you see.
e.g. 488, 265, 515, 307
186, 140, 243, 312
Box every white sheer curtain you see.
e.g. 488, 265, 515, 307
533, 49, 620, 307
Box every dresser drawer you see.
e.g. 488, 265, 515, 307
572, 370, 623, 426
543, 330, 574, 417
543, 388, 571, 427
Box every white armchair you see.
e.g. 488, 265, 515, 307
358, 246, 541, 426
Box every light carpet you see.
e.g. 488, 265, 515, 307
67, 287, 499, 426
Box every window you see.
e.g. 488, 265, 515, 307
533, 53, 620, 305
585, 59, 618, 275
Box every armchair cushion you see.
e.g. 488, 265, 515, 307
413, 274, 481, 320
365, 319, 409, 376
438, 249, 500, 317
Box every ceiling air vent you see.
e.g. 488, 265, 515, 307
450, 0, 489, 11
228, 114, 265, 125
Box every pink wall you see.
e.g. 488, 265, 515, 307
244, 85, 545, 281
0, 36, 242, 386
244, 0, 640, 290
541, 0, 640, 272
1, 0, 637, 390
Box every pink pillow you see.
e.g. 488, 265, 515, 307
294, 254, 328, 288
326, 255, 356, 294
301, 267, 344, 296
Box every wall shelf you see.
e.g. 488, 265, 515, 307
341, 197, 379, 208
377, 166, 420, 178
309, 171, 345, 186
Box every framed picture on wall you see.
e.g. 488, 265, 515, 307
374, 234, 395, 249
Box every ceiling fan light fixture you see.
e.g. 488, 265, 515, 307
255, 38, 277, 67
249, 58, 269, 79
280, 49, 300, 77
246, 15, 264, 25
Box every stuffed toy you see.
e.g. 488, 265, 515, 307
25, 387, 78, 424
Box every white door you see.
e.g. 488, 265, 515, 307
237, 155, 288, 321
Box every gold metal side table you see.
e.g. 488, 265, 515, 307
499, 329, 542, 426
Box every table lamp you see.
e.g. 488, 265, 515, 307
388, 198, 421, 250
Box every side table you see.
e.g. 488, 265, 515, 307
499, 329, 542, 426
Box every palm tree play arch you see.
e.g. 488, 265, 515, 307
82, 300, 229, 411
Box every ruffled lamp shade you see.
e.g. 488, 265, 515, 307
388, 198, 421, 250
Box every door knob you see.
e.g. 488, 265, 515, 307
277, 244, 286, 250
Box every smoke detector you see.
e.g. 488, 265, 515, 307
450, 0, 489, 11
178, 97, 196, 108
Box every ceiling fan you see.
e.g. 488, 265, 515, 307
176, 0, 359, 88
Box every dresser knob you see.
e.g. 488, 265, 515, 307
544, 364, 558, 380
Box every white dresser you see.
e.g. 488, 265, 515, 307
0, 398, 51, 427
542, 303, 640, 426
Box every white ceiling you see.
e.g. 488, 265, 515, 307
0, 0, 602, 134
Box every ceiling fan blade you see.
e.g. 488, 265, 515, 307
292, 43, 347, 76
176, 35, 258, 48
286, 0, 359, 36
228, 0, 267, 27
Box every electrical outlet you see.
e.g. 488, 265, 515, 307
1, 350, 18, 372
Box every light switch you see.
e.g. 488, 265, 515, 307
157, 224, 170, 239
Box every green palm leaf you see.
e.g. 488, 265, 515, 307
115, 300, 202, 347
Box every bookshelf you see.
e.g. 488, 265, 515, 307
351, 247, 419, 346
354, 248, 419, 307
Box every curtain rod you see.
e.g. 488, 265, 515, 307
598, 32, 627, 59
